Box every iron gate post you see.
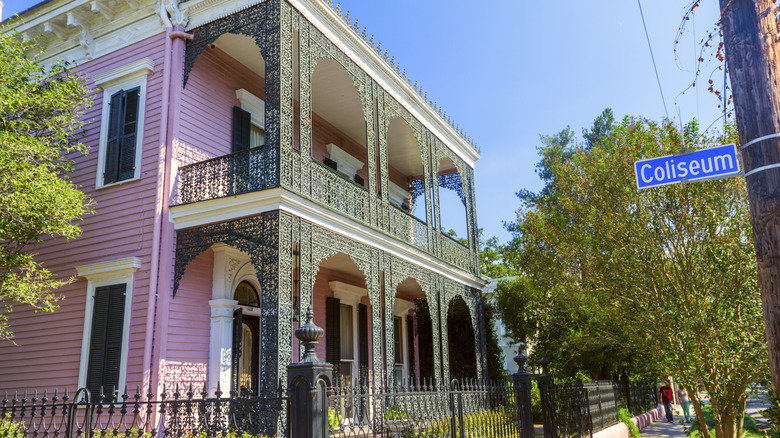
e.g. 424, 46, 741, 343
511, 346, 535, 438
537, 357, 554, 438
287, 307, 332, 438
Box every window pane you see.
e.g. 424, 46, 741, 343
394, 317, 402, 364
340, 304, 353, 360
240, 323, 253, 391
250, 124, 264, 148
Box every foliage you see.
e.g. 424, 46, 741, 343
328, 408, 342, 430
0, 26, 92, 342
385, 404, 409, 420
688, 404, 763, 438
619, 408, 641, 438
531, 380, 543, 424
497, 111, 768, 438
484, 300, 507, 382
761, 387, 780, 437
0, 414, 24, 438
447, 297, 477, 381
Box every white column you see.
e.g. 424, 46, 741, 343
208, 298, 238, 396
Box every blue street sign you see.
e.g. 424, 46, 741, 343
634, 144, 741, 190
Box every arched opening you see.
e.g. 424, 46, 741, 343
314, 253, 372, 388
392, 278, 424, 386
413, 297, 435, 384
233, 281, 260, 396
447, 295, 477, 381
387, 118, 426, 222
311, 59, 368, 188
437, 157, 468, 243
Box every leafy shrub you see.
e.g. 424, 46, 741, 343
619, 408, 640, 438
0, 414, 25, 438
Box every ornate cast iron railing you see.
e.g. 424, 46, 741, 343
387, 204, 430, 252
174, 146, 478, 275
441, 232, 472, 272
541, 382, 592, 438
327, 379, 519, 438
176, 144, 279, 205
309, 159, 370, 224
0, 384, 288, 437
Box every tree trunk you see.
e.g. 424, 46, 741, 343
720, 0, 780, 394
689, 392, 710, 438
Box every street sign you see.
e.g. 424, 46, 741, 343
634, 144, 741, 190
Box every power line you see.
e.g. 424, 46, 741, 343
637, 0, 669, 120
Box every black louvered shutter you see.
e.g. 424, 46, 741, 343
103, 91, 123, 184
232, 106, 252, 153
232, 307, 243, 393
406, 314, 416, 384
117, 87, 140, 181
325, 297, 340, 385
86, 284, 126, 401
358, 304, 369, 385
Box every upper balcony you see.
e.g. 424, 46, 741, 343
170, 0, 480, 277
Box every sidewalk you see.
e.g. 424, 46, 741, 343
641, 406, 692, 438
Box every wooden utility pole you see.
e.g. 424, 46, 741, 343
720, 0, 780, 393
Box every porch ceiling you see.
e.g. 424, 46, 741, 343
312, 59, 367, 148
214, 33, 266, 79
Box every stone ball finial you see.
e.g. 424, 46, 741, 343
295, 306, 324, 363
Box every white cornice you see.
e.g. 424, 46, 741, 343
92, 57, 154, 87
329, 281, 366, 306
76, 256, 143, 279
169, 188, 485, 288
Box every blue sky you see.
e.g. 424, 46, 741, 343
2, 0, 727, 244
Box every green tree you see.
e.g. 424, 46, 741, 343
500, 112, 768, 437
0, 27, 92, 342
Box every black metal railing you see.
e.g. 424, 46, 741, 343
327, 379, 520, 438
627, 381, 657, 416
538, 376, 659, 438
582, 381, 621, 432
0, 384, 288, 437
176, 144, 280, 205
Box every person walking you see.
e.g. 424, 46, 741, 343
660, 382, 674, 423
677, 387, 692, 423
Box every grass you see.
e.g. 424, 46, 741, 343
687, 405, 763, 438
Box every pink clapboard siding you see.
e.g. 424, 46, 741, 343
0, 32, 167, 393
161, 249, 213, 389
178, 47, 266, 165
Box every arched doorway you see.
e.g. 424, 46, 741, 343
233, 281, 260, 396
447, 295, 477, 381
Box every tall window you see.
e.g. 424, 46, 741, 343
92, 58, 152, 188
86, 284, 127, 400
104, 88, 140, 184
232, 281, 260, 396
393, 317, 404, 385
76, 256, 140, 403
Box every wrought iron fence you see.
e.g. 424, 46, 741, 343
627, 381, 657, 416
0, 384, 288, 438
539, 377, 659, 438
327, 379, 521, 438
582, 381, 620, 432
541, 382, 591, 438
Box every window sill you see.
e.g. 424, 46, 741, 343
96, 176, 140, 190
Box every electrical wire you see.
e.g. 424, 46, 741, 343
637, 0, 670, 120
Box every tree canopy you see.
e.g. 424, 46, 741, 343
496, 111, 768, 438
0, 27, 92, 342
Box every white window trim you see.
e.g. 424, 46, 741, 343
235, 88, 265, 129
76, 257, 142, 398
93, 58, 154, 189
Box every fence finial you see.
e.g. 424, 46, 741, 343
295, 306, 325, 363
513, 344, 527, 372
